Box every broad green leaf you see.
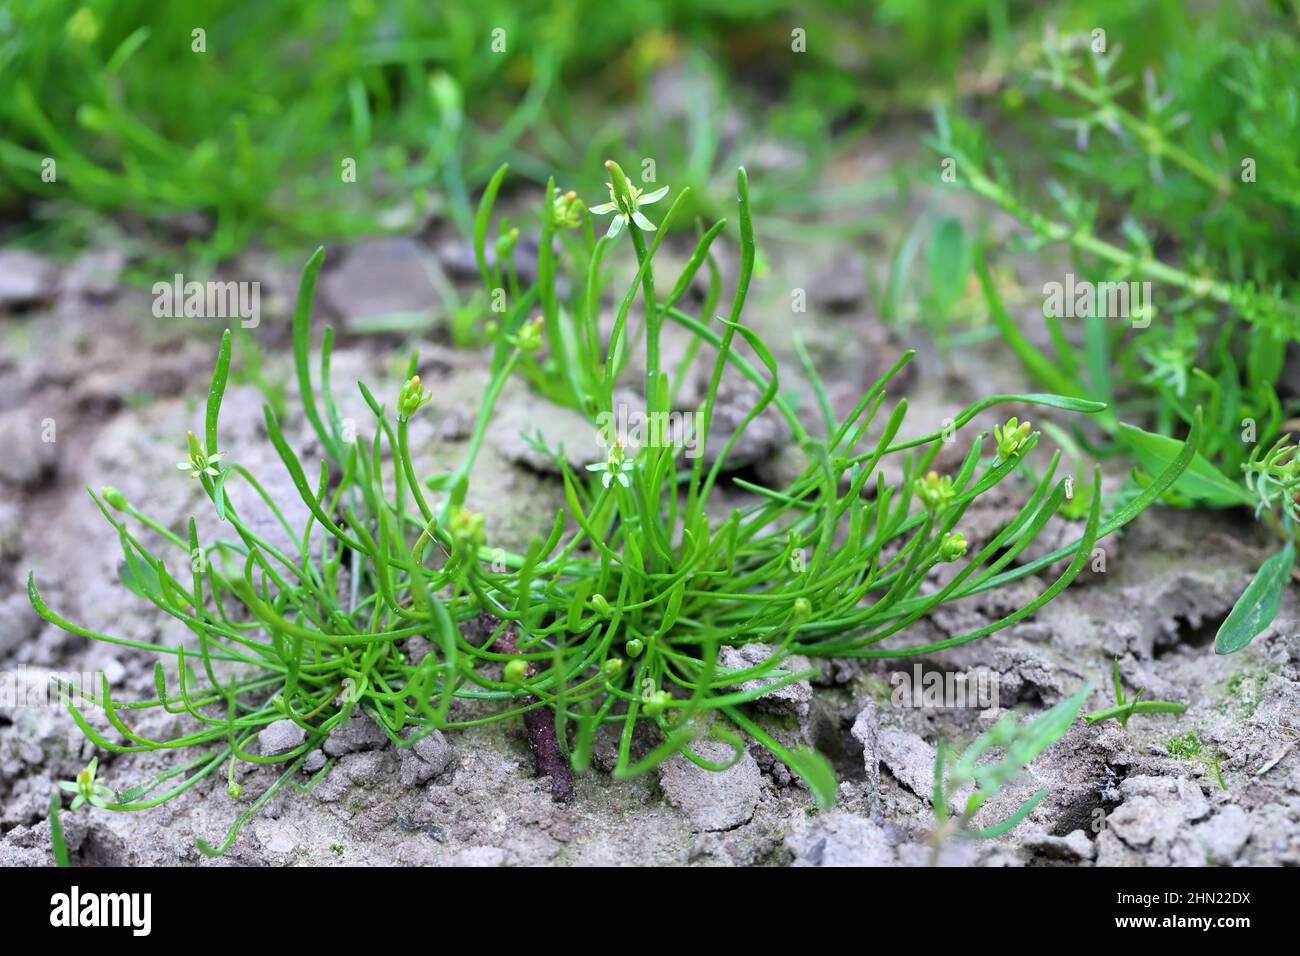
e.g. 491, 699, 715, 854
1117, 422, 1253, 507
118, 539, 162, 600
1216, 541, 1294, 655
926, 217, 969, 314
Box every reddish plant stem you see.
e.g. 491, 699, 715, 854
489, 615, 574, 803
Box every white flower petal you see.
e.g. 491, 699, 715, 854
639, 185, 669, 205
632, 211, 657, 231
616, 472, 630, 488
605, 216, 625, 239
588, 201, 617, 215
601, 472, 613, 488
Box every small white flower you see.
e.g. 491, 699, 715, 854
586, 442, 636, 488
589, 180, 670, 240
178, 442, 224, 480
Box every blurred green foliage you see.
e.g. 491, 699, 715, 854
0, 0, 1154, 265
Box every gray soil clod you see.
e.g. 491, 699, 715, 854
258, 720, 307, 757
657, 739, 763, 833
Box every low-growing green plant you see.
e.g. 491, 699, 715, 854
1166, 731, 1203, 759
930, 683, 1088, 855
928, 24, 1300, 659
30, 163, 1196, 854
1083, 657, 1185, 726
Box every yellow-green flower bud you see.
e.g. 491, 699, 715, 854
914, 470, 956, 514
508, 316, 545, 353
397, 375, 433, 422
101, 486, 129, 511
939, 531, 968, 562
994, 417, 1033, 461
551, 189, 583, 230
504, 659, 528, 684
449, 508, 486, 552
642, 689, 671, 717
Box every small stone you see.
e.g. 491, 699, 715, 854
878, 728, 938, 800
488, 393, 601, 474
322, 237, 438, 330
1192, 806, 1253, 864
0, 410, 58, 488
718, 643, 813, 719
850, 700, 882, 799
399, 729, 453, 786
1019, 824, 1097, 861
1059, 828, 1097, 860
302, 750, 327, 774
402, 636, 432, 664
63, 249, 124, 300
699, 378, 787, 472
658, 739, 762, 832
0, 250, 59, 310
263, 828, 295, 854
257, 719, 306, 756
340, 750, 388, 786
437, 409, 472, 442
323, 710, 389, 756
806, 248, 868, 310
1096, 774, 1214, 865
788, 812, 896, 866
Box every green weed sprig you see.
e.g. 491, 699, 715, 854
29, 164, 1195, 854
1083, 658, 1185, 727
931, 28, 1300, 658
931, 684, 1088, 854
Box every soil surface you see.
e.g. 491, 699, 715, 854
2, 140, 1298, 867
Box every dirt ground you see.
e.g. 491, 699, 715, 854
2, 137, 1298, 867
